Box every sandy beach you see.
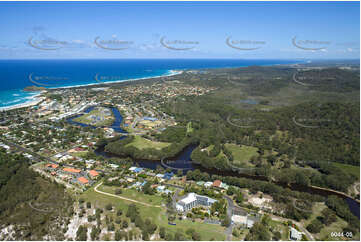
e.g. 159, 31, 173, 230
49, 69, 183, 90
0, 70, 182, 112
0, 93, 46, 112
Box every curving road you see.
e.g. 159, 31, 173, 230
223, 195, 234, 241
268, 213, 315, 241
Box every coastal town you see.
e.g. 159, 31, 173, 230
0, 73, 313, 241
0, 1, 360, 241
1, 64, 358, 242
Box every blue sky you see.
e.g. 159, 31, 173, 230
0, 1, 359, 59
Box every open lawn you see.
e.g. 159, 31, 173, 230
71, 151, 88, 158
318, 216, 349, 241
73, 107, 114, 127
225, 143, 258, 167
216, 150, 227, 159
268, 219, 289, 240
332, 162, 360, 179
125, 135, 171, 150
98, 184, 164, 206
301, 202, 327, 227
186, 121, 194, 134
299, 202, 358, 241
202, 145, 214, 155
80, 183, 226, 240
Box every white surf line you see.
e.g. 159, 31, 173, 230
94, 182, 161, 208
48, 70, 183, 90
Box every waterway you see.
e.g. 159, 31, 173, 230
94, 141, 360, 218
66, 106, 127, 133
67, 109, 359, 219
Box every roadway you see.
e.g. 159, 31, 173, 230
223, 195, 235, 241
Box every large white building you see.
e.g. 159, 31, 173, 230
176, 193, 217, 212
290, 227, 303, 241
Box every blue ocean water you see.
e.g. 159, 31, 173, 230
0, 59, 299, 108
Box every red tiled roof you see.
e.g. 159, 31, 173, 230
89, 170, 99, 177
63, 167, 81, 173
213, 180, 222, 187
46, 163, 59, 169
78, 177, 89, 184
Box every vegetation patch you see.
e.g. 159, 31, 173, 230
125, 135, 171, 150
332, 162, 360, 180
225, 143, 258, 167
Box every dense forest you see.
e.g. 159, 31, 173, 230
0, 148, 73, 240
100, 129, 197, 160
97, 66, 359, 194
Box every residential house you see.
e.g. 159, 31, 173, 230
77, 177, 89, 185
204, 181, 213, 188
63, 167, 81, 173
89, 170, 99, 179
213, 180, 222, 188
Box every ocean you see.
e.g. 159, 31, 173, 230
0, 59, 299, 109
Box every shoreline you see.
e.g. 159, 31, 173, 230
49, 69, 182, 90
0, 70, 181, 111
0, 60, 304, 111
0, 91, 46, 111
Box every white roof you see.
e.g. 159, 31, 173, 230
180, 193, 197, 204
204, 182, 213, 186
129, 167, 137, 171
290, 227, 302, 240
232, 215, 247, 224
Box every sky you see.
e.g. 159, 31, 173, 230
0, 1, 359, 59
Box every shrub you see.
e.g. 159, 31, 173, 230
86, 201, 91, 208
105, 203, 113, 211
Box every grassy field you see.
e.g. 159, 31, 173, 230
268, 219, 289, 240
80, 183, 226, 240
225, 143, 258, 167
73, 107, 114, 127
186, 121, 194, 134
301, 202, 327, 227
71, 151, 88, 158
318, 216, 348, 241
332, 162, 360, 179
125, 135, 171, 150
203, 144, 214, 154
299, 202, 359, 241
98, 184, 164, 206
